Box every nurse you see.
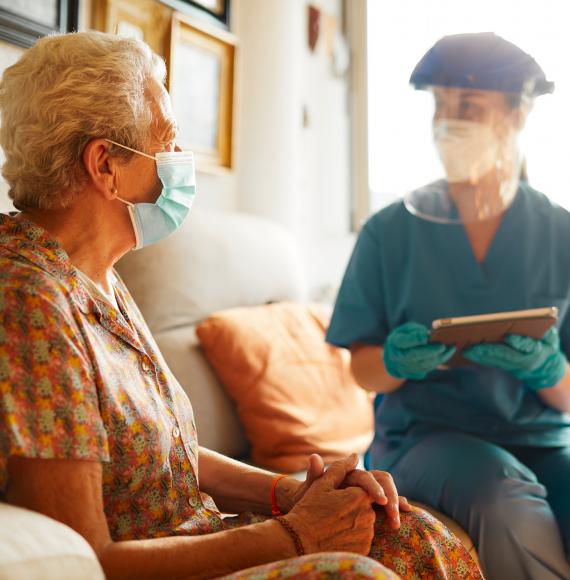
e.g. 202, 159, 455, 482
327, 32, 570, 579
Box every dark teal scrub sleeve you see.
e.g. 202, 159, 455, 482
326, 223, 389, 349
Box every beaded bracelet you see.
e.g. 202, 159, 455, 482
270, 473, 288, 516
275, 516, 305, 557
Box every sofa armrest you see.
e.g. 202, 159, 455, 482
0, 502, 104, 579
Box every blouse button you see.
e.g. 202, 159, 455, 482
173, 427, 180, 438
141, 358, 151, 372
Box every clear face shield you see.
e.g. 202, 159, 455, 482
404, 86, 530, 224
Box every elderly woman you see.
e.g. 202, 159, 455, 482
0, 31, 481, 579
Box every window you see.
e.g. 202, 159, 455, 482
367, 0, 570, 215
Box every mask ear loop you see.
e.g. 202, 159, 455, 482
105, 138, 156, 161
111, 184, 141, 249
111, 185, 131, 206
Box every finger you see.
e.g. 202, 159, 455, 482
484, 345, 535, 368
464, 344, 519, 368
505, 334, 539, 354
463, 345, 491, 364
317, 453, 359, 490
345, 470, 387, 505
398, 496, 411, 511
504, 335, 550, 369
305, 454, 325, 486
440, 345, 457, 364
392, 343, 448, 362
412, 344, 456, 365
542, 327, 560, 349
390, 323, 430, 349
372, 471, 400, 528
462, 345, 481, 360
397, 345, 455, 376
463, 343, 500, 356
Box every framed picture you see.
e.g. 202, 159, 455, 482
0, 0, 79, 48
160, 0, 230, 28
91, 0, 171, 57
169, 13, 236, 170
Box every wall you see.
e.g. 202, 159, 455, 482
0, 0, 357, 297
195, 0, 357, 296
235, 0, 355, 299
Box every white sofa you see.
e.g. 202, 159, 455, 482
0, 503, 104, 579
0, 208, 478, 575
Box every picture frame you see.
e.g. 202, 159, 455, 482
91, 1, 235, 171
91, 0, 172, 58
159, 0, 230, 28
0, 0, 79, 48
169, 13, 236, 170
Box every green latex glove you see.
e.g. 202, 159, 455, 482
383, 322, 456, 380
463, 327, 568, 391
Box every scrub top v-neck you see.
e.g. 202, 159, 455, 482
327, 181, 570, 470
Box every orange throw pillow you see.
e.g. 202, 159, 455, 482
196, 302, 374, 473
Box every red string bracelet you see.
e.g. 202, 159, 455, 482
275, 516, 305, 556
270, 474, 288, 516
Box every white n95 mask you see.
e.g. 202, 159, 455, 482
433, 119, 499, 183
106, 139, 196, 250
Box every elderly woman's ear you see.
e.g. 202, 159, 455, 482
82, 139, 120, 200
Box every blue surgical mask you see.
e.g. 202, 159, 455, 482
105, 139, 196, 250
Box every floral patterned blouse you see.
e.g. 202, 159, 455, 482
0, 214, 224, 540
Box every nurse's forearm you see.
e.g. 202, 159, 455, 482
350, 344, 405, 393
537, 363, 570, 414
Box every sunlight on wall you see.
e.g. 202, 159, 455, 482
367, 0, 569, 212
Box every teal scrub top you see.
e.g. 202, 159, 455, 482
326, 181, 570, 470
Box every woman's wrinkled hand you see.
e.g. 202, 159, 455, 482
281, 454, 410, 530
278, 454, 326, 513
341, 468, 411, 529
284, 454, 377, 555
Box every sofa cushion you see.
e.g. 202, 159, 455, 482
0, 503, 104, 580
154, 325, 249, 457
116, 209, 306, 334
196, 301, 375, 473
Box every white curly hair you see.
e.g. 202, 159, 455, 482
0, 31, 166, 210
